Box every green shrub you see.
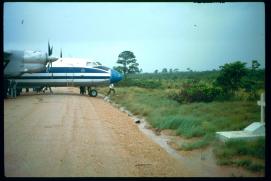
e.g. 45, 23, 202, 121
168, 82, 223, 103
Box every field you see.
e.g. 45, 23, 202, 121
98, 69, 265, 173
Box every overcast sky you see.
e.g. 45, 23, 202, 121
4, 2, 265, 72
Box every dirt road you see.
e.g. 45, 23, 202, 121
5, 87, 191, 177
4, 87, 261, 177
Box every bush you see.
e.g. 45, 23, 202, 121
168, 81, 223, 103
117, 78, 162, 89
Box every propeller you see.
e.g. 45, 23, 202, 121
46, 42, 62, 68
48, 42, 52, 71
47, 42, 53, 69
48, 41, 53, 56
46, 41, 63, 79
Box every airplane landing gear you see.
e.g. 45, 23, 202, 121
5, 79, 18, 98
87, 87, 98, 97
16, 88, 22, 96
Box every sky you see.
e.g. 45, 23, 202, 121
4, 2, 265, 73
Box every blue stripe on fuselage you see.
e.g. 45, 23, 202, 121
17, 76, 110, 79
40, 67, 108, 73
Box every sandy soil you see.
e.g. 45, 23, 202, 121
4, 87, 263, 177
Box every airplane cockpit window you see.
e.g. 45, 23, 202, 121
86, 61, 109, 71
86, 62, 97, 67
86, 61, 103, 67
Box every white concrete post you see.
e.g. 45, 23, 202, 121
257, 93, 265, 124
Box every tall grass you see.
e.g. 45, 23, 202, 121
214, 138, 265, 159
213, 138, 265, 172
109, 87, 260, 138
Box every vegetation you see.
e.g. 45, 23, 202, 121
103, 87, 260, 137
215, 61, 248, 94
115, 61, 264, 102
167, 81, 223, 103
103, 60, 265, 173
114, 51, 140, 77
213, 138, 265, 172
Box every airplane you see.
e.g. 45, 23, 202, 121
4, 43, 123, 98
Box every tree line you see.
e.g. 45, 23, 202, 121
113, 51, 264, 102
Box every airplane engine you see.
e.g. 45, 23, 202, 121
4, 42, 58, 79
23, 63, 47, 73
23, 50, 47, 64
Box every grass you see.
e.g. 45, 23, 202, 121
97, 86, 264, 173
180, 134, 215, 151
213, 138, 265, 172
213, 138, 265, 159
104, 87, 260, 136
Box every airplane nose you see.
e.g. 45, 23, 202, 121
110, 69, 123, 83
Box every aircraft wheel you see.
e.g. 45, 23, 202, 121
89, 89, 98, 97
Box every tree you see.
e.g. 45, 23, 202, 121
115, 51, 139, 77
162, 68, 168, 73
242, 60, 263, 99
154, 69, 159, 74
173, 68, 179, 73
187, 68, 192, 72
215, 61, 248, 94
252, 60, 260, 71
113, 66, 123, 74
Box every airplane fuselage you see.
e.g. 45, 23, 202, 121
4, 57, 123, 98
14, 66, 112, 88
10, 57, 122, 89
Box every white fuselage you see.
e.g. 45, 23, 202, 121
14, 58, 114, 88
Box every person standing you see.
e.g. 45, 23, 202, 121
82, 86, 86, 95
107, 83, 115, 96
80, 86, 83, 95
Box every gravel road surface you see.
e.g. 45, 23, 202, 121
4, 87, 261, 177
